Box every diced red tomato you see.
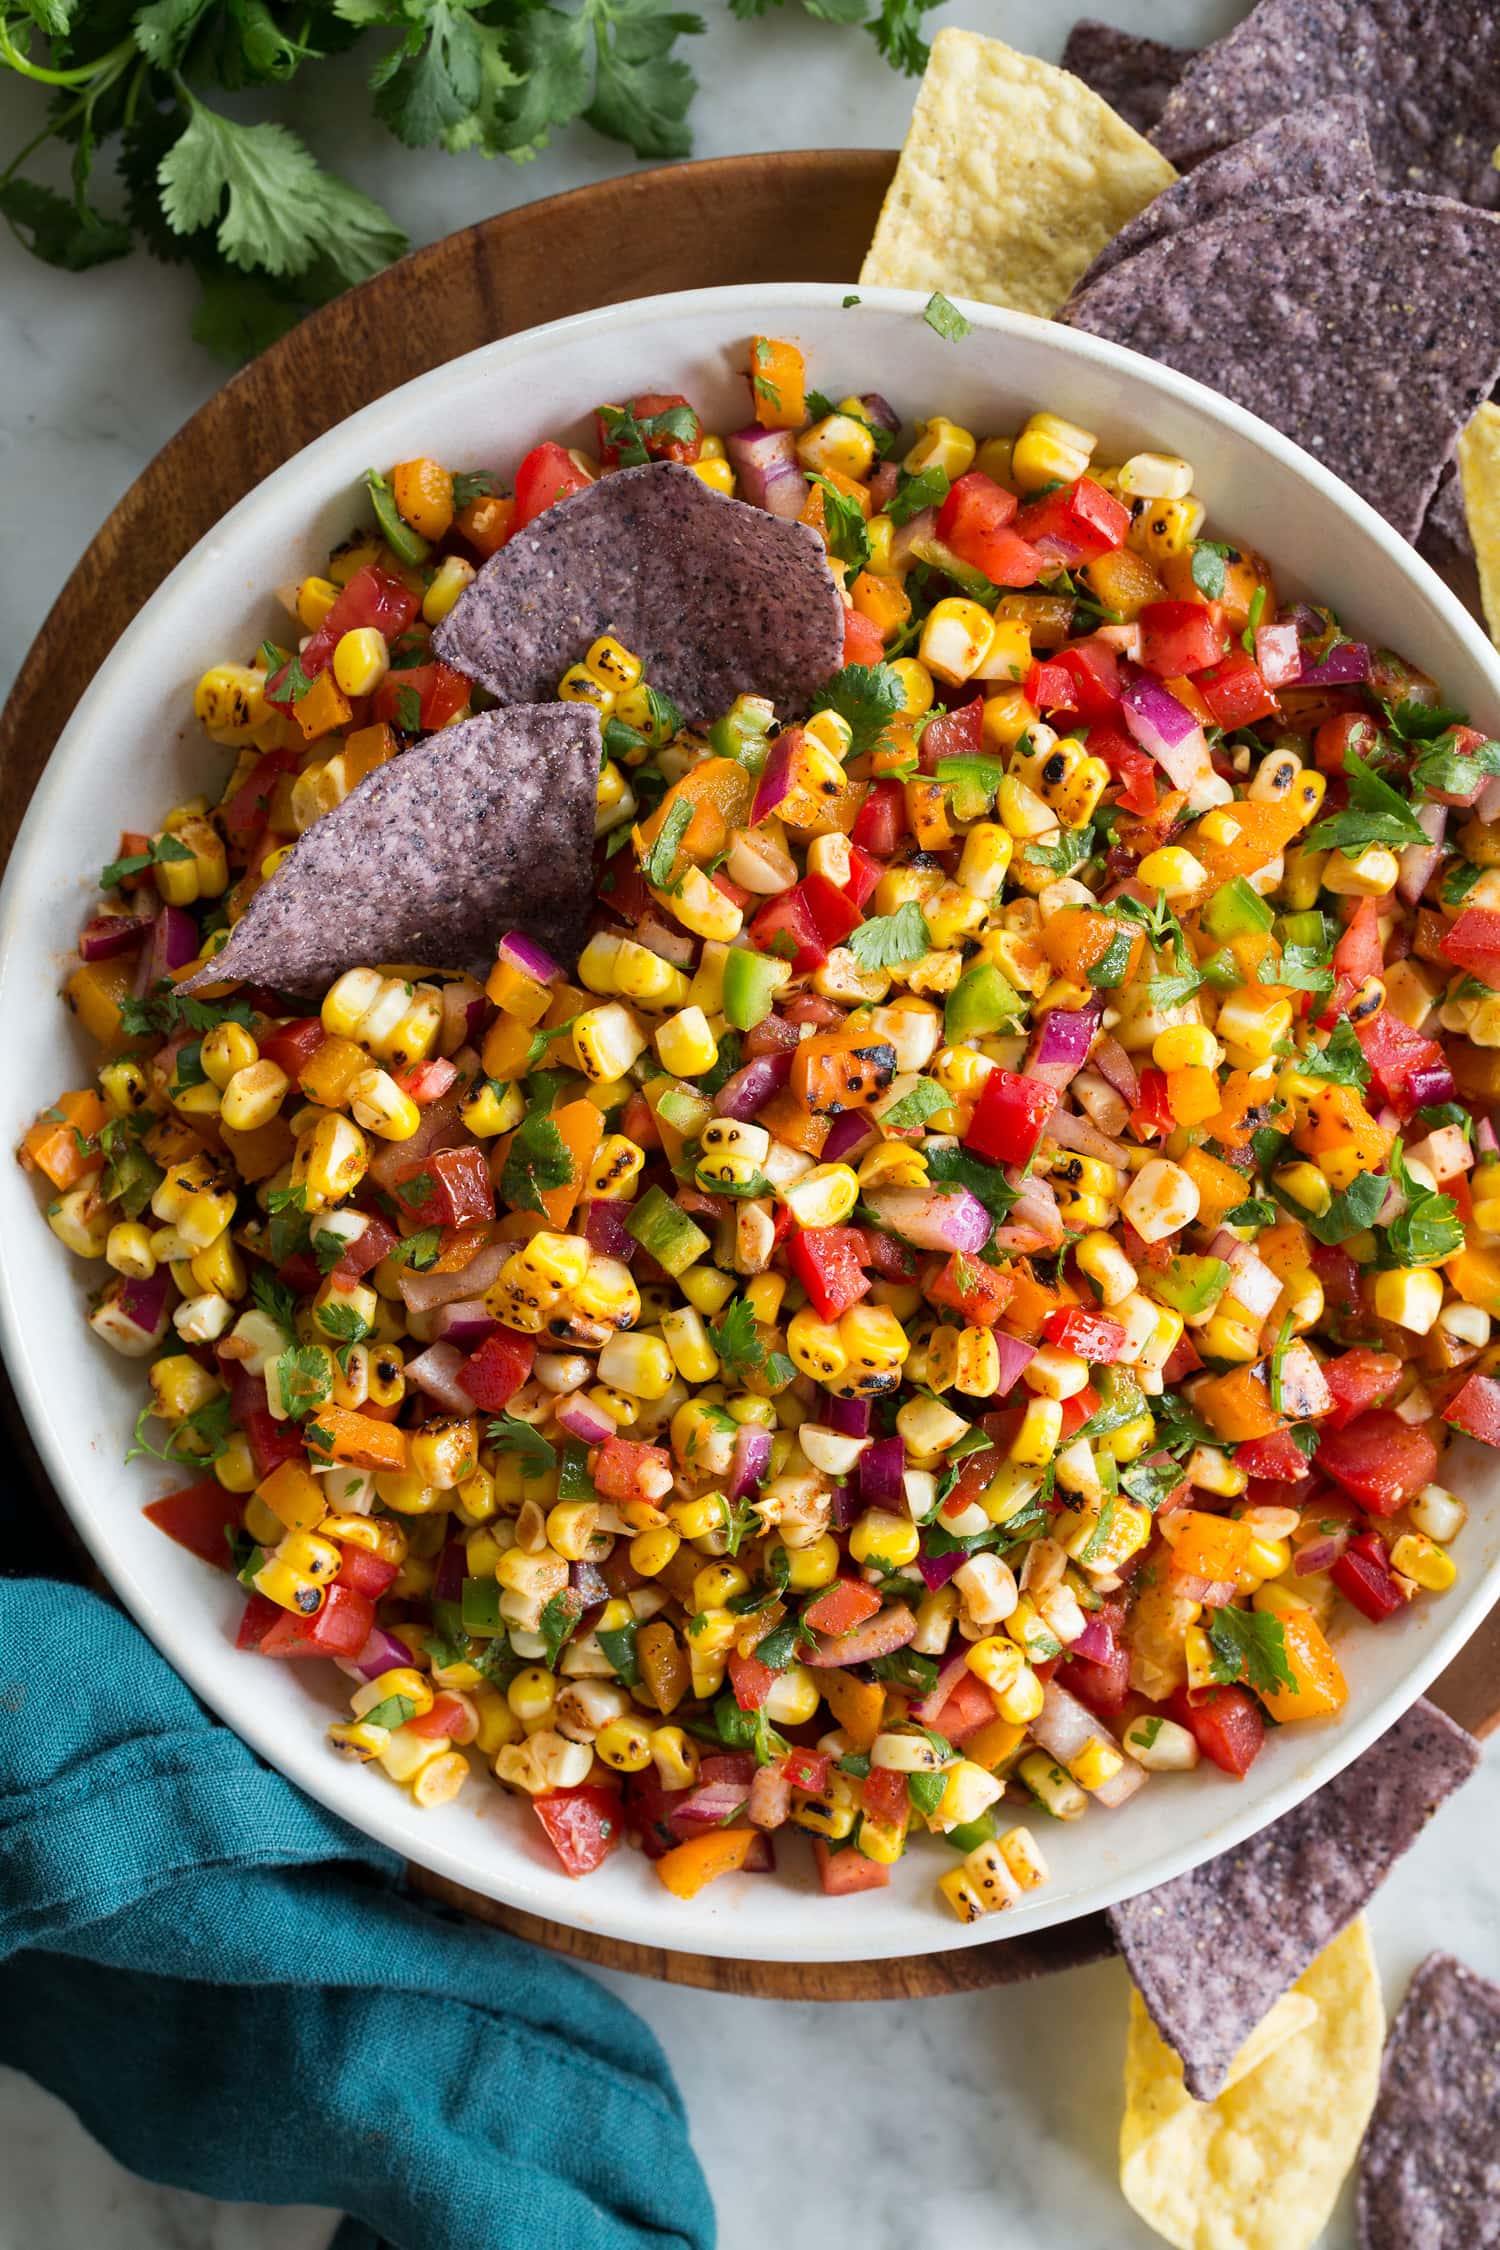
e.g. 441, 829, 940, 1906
266, 565, 418, 706
928, 1252, 1015, 1328
593, 392, 702, 468
964, 1069, 1058, 1166
334, 1544, 399, 1600
1014, 476, 1129, 566
1442, 1370, 1500, 1447
259, 1018, 326, 1079
1353, 1010, 1450, 1121
728, 1646, 776, 1711
782, 1748, 831, 1795
937, 469, 1044, 586
1061, 1610, 1129, 1718
786, 1227, 871, 1320
1316, 1409, 1439, 1517
393, 1058, 459, 1104
1440, 905, 1500, 989
235, 1591, 282, 1650
392, 1144, 493, 1229
143, 1480, 243, 1568
1196, 649, 1278, 729
919, 698, 985, 768
842, 607, 886, 666
408, 1691, 469, 1739
258, 1583, 375, 1659
851, 779, 906, 855
1234, 1428, 1314, 1482
457, 1329, 536, 1412
533, 1783, 623, 1877
1026, 640, 1121, 723
799, 872, 863, 948
1168, 1683, 1265, 1776
802, 1578, 882, 1638
1138, 600, 1230, 679
221, 750, 297, 847
1088, 723, 1158, 815
335, 1213, 399, 1281
749, 885, 827, 974
224, 1363, 306, 1480
929, 1668, 1004, 1744
1322, 1348, 1403, 1431
513, 441, 594, 532
843, 844, 884, 910
1331, 1531, 1407, 1621
371, 660, 471, 735
1129, 1066, 1175, 1142
860, 1765, 909, 1825
1043, 1306, 1127, 1362
1314, 710, 1384, 775
812, 1839, 891, 1894
591, 1434, 672, 1504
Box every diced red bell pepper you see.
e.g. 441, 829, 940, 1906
1026, 640, 1121, 723
851, 779, 906, 855
1167, 1683, 1265, 1776
221, 750, 297, 848
1129, 1066, 1175, 1142
799, 872, 863, 948
802, 1578, 882, 1639
513, 441, 594, 532
750, 886, 827, 974
1014, 476, 1129, 566
1234, 1427, 1314, 1482
1059, 1388, 1103, 1441
782, 1748, 831, 1795
928, 1252, 1015, 1328
259, 1017, 326, 1079
143, 1480, 243, 1568
1353, 1010, 1449, 1121
855, 1226, 917, 1282
457, 1329, 536, 1412
235, 1591, 282, 1649
266, 565, 419, 707
1442, 1370, 1500, 1447
843, 844, 884, 910
225, 1363, 306, 1480
1322, 1347, 1403, 1431
1088, 723, 1159, 815
1138, 600, 1230, 679
964, 1068, 1058, 1166
392, 1143, 494, 1229
1316, 1409, 1439, 1517
812, 1838, 892, 1894
842, 607, 887, 666
1161, 1331, 1204, 1387
334, 1544, 400, 1600
371, 660, 471, 735
258, 1583, 375, 1659
728, 1646, 776, 1712
1043, 1305, 1128, 1362
593, 392, 702, 468
786, 1227, 871, 1320
532, 1783, 623, 1876
1334, 897, 1384, 984
1331, 1530, 1407, 1622
1195, 649, 1278, 729
935, 469, 1044, 587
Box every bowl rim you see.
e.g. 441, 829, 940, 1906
5, 277, 1499, 1966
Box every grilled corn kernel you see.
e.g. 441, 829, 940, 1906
572, 1002, 648, 1081
904, 416, 976, 481
1391, 1532, 1457, 1592
1373, 1267, 1444, 1335
1323, 844, 1401, 897
1012, 411, 1095, 491
889, 657, 935, 716
655, 1006, 718, 1078
920, 598, 995, 688
332, 627, 390, 698
1010, 1397, 1062, 1466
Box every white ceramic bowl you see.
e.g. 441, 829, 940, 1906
4, 283, 1499, 1966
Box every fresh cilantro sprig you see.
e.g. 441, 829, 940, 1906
809, 662, 904, 758
808, 474, 872, 571
1307, 746, 1429, 853
499, 1099, 574, 1216
1384, 1142, 1464, 1267
1204, 1606, 1297, 1701
846, 902, 930, 971
708, 1297, 794, 1390
641, 796, 694, 891
487, 1416, 557, 1477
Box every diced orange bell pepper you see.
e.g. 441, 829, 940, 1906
1189, 798, 1307, 887
963, 1715, 1027, 1773
1080, 546, 1164, 619
637, 1619, 690, 1715
220, 1117, 295, 1183
1001, 1260, 1061, 1340
1195, 1365, 1284, 1444
299, 1035, 368, 1108
1257, 1609, 1347, 1723
1295, 1083, 1390, 1171
1181, 1146, 1250, 1231
904, 778, 953, 850
1167, 1509, 1256, 1586
391, 457, 454, 543
748, 336, 806, 431
64, 957, 135, 1050
455, 492, 515, 556
851, 570, 911, 638
19, 1089, 108, 1190
1451, 1043, 1500, 1106
654, 1827, 759, 1899
539, 1099, 602, 1229
637, 758, 752, 868
1040, 907, 1141, 984
481, 1012, 534, 1082
1256, 1217, 1312, 1283
342, 723, 399, 788
819, 1667, 885, 1750
307, 1407, 409, 1474
756, 1088, 830, 1158
1166, 1065, 1221, 1126
1208, 1068, 1282, 1150
292, 670, 352, 744
1445, 1243, 1500, 1318
790, 1031, 894, 1115
1164, 674, 1215, 727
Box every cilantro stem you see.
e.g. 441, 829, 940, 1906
0, 20, 134, 86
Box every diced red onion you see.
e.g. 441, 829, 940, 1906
582, 1199, 635, 1263
867, 460, 899, 510
497, 930, 562, 985
1120, 675, 1213, 791
118, 1267, 171, 1339
823, 1110, 877, 1164
1093, 1033, 1140, 1104
727, 1423, 772, 1502
804, 1603, 917, 1669
432, 1300, 500, 1347
748, 1765, 792, 1829
859, 392, 901, 438
669, 1778, 753, 1834
1093, 1755, 1150, 1810
993, 1334, 1036, 1398
858, 1435, 907, 1507
713, 1051, 793, 1121
397, 1239, 507, 1315
1296, 640, 1370, 687
1043, 1106, 1129, 1168
633, 912, 696, 968
727, 425, 807, 519
1295, 1532, 1349, 1575
557, 1390, 617, 1445
915, 1548, 967, 1591
136, 905, 200, 993
822, 1393, 872, 1438
1027, 1002, 1102, 1091
404, 1341, 476, 1414
345, 1625, 418, 1682
79, 911, 152, 961
890, 506, 937, 567
863, 1185, 991, 1254
1478, 775, 1500, 825
913, 1649, 970, 1723
1094, 622, 1143, 660
1032, 1682, 1146, 1808
1210, 1232, 1281, 1320
1479, 1117, 1500, 1157
1067, 1610, 1118, 1667
1254, 620, 1303, 688
367, 1085, 469, 1190
434, 1539, 467, 1604
751, 731, 797, 825
995, 1172, 1064, 1255
741, 1832, 776, 1873
440, 976, 485, 1056
1168, 1568, 1238, 1607
1407, 1056, 1458, 1109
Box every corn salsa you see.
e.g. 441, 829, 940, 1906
22, 334, 1500, 1919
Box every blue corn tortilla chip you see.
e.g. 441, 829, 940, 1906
1109, 1698, 1479, 2102
1060, 20, 1193, 137
182, 704, 600, 997
433, 460, 845, 727
1358, 1952, 1500, 2250
1083, 97, 1376, 285
1152, 0, 1500, 210
1062, 191, 1500, 545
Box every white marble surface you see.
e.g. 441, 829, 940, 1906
2, 2, 1498, 2244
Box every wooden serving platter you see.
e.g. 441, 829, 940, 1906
3, 150, 1497, 2001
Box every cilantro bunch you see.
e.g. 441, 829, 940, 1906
0, 0, 939, 361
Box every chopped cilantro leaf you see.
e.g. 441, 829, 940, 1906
847, 902, 931, 971
922, 291, 971, 342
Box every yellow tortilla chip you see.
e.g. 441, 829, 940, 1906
1459, 400, 1500, 646
1120, 1917, 1384, 2250
860, 28, 1177, 320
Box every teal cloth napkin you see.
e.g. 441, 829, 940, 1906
0, 1545, 713, 2250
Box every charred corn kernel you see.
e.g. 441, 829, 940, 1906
507, 1667, 558, 1728
352, 1666, 434, 1722
952, 1327, 1000, 1398
1153, 1023, 1222, 1073
655, 1006, 717, 1077
328, 1719, 390, 1762
419, 553, 476, 626
1274, 1161, 1333, 1218
220, 1059, 289, 1133
1137, 846, 1209, 900
557, 662, 614, 715
276, 1526, 342, 1583
200, 1022, 258, 1088
582, 635, 641, 694
667, 865, 743, 940
595, 760, 634, 831
849, 1508, 920, 1568
780, 1163, 859, 1230
593, 1716, 652, 1773
459, 1078, 523, 1136
1130, 494, 1205, 563
1019, 1751, 1087, 1821
1411, 1485, 1467, 1543
833, 1301, 908, 1381
954, 821, 1013, 900
889, 657, 935, 716
1123, 1157, 1200, 1244
1010, 1396, 1062, 1466
172, 1292, 234, 1344
920, 598, 995, 687
332, 628, 389, 698
1216, 985, 1294, 1063
677, 1265, 736, 1320
293, 576, 339, 630
904, 415, 975, 480
1117, 451, 1193, 500
629, 1525, 681, 1577
347, 1068, 421, 1141
572, 1002, 648, 1081
596, 1330, 675, 1401
937, 1867, 989, 1922
787, 1304, 848, 1381
692, 456, 736, 496
614, 940, 690, 1011
104, 1221, 156, 1280
799, 412, 877, 480
569, 1255, 640, 1330
659, 1304, 718, 1384
777, 1531, 838, 1591
997, 772, 1057, 840
410, 1750, 469, 1807
1075, 1230, 1137, 1307
1373, 1266, 1444, 1334
189, 1229, 245, 1300
648, 1726, 699, 1790
789, 1772, 859, 1841
194, 663, 267, 736
1185, 1444, 1246, 1499
1324, 843, 1401, 896
514, 1231, 590, 1292
1053, 753, 1110, 829
1012, 411, 1095, 490
295, 1113, 368, 1207
693, 1561, 750, 1613
743, 1273, 785, 1327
